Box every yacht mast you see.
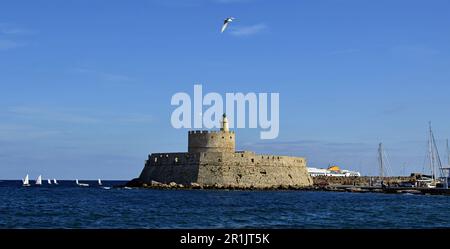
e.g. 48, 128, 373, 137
429, 122, 436, 181
378, 143, 385, 178
447, 139, 449, 167
427, 122, 448, 188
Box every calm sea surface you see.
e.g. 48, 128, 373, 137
1, 180, 450, 228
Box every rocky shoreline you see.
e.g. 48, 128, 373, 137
125, 178, 316, 191
124, 177, 450, 195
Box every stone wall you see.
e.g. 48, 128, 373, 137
313, 176, 415, 186
188, 130, 235, 153
138, 151, 313, 188
198, 151, 312, 187
139, 153, 200, 184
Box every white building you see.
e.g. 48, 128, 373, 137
307, 165, 361, 177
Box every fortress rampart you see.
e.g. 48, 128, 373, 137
138, 151, 312, 188
134, 114, 313, 188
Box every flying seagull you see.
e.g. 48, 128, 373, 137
221, 17, 235, 33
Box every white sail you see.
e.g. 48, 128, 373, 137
36, 175, 42, 185
23, 174, 30, 186
53, 178, 58, 184
47, 179, 51, 184
76, 179, 89, 187
98, 179, 102, 186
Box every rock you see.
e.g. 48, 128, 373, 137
151, 180, 162, 186
125, 178, 144, 187
225, 184, 237, 189
169, 182, 177, 187
213, 183, 223, 189
190, 183, 203, 189
177, 184, 184, 188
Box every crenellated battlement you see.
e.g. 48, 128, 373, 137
188, 130, 235, 135
188, 130, 235, 153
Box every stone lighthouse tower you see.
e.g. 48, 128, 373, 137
220, 113, 229, 132
187, 113, 235, 153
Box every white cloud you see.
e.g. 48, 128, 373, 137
6, 106, 153, 125
229, 24, 268, 36
8, 107, 100, 124
0, 124, 62, 141
115, 113, 154, 124
0, 25, 38, 35
0, 23, 37, 51
328, 48, 361, 55
391, 45, 439, 56
70, 67, 134, 83
213, 0, 254, 3
101, 72, 134, 82
150, 0, 256, 6
0, 39, 24, 50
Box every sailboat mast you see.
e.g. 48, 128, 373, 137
378, 143, 384, 178
429, 122, 435, 181
447, 139, 449, 167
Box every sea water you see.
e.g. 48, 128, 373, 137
1, 180, 449, 228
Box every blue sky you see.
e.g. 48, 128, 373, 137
1, 0, 450, 179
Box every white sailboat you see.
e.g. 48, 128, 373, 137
53, 178, 58, 184
47, 179, 52, 184
75, 179, 89, 187
377, 142, 392, 186
424, 122, 447, 189
22, 174, 30, 187
35, 175, 42, 185
98, 179, 110, 189
441, 139, 450, 181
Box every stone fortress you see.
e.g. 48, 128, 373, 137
133, 114, 313, 188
